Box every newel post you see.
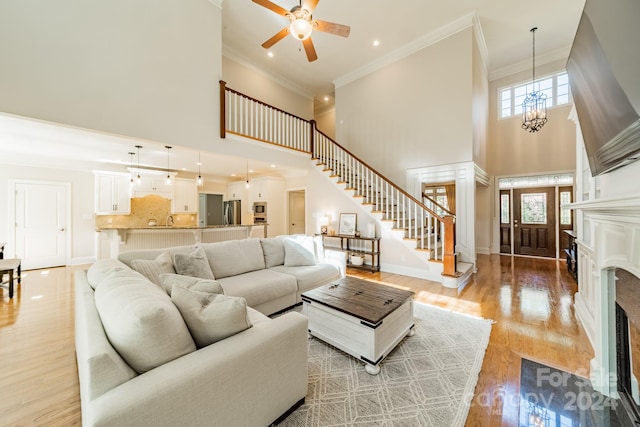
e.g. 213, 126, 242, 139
442, 215, 457, 277
309, 120, 316, 157
219, 80, 226, 139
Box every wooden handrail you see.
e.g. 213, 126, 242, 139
314, 125, 445, 222
422, 192, 454, 217
221, 81, 310, 123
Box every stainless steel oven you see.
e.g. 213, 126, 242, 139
253, 202, 267, 223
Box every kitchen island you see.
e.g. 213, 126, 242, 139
96, 224, 267, 259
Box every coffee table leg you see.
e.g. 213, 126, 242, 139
408, 326, 415, 337
365, 363, 381, 375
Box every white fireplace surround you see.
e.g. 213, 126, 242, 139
571, 193, 640, 398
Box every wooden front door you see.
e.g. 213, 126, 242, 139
513, 187, 556, 257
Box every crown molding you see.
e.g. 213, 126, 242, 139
208, 0, 223, 9
471, 11, 489, 73
334, 11, 479, 90
489, 45, 571, 81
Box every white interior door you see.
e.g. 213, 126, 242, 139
288, 190, 305, 235
14, 181, 68, 269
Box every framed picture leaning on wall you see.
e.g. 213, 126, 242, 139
339, 213, 357, 236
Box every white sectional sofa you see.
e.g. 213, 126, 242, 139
74, 235, 344, 427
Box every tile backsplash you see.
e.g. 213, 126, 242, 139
95, 194, 197, 228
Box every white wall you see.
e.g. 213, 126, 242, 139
488, 59, 576, 178
0, 164, 96, 264
335, 28, 475, 186
222, 56, 313, 120
0, 0, 222, 152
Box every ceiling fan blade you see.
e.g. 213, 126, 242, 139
262, 27, 290, 49
252, 0, 289, 17
302, 37, 318, 62
314, 19, 350, 37
302, 38, 318, 62
302, 0, 319, 13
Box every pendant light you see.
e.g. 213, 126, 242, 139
245, 160, 250, 189
165, 145, 172, 185
135, 145, 143, 184
197, 152, 203, 187
521, 27, 548, 133
128, 151, 135, 186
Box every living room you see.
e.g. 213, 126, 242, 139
2, 0, 640, 425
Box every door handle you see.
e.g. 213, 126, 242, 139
60, 228, 65, 232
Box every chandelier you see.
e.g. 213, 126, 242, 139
522, 27, 548, 133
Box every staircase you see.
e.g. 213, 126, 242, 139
220, 81, 473, 288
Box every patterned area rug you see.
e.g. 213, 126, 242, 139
279, 301, 493, 427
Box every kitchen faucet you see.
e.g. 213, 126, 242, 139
166, 215, 174, 226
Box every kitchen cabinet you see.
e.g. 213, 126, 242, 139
249, 177, 284, 205
133, 175, 173, 198
171, 178, 198, 213
94, 172, 131, 215
227, 181, 247, 201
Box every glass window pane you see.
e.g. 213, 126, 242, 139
560, 191, 572, 225
521, 193, 547, 224
501, 194, 510, 224
557, 73, 568, 85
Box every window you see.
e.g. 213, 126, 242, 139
499, 72, 571, 119
423, 186, 450, 217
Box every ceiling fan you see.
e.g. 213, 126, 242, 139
252, 0, 350, 62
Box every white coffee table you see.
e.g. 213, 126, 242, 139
302, 277, 414, 375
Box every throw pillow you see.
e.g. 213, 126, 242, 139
283, 238, 316, 267
130, 252, 175, 285
260, 237, 285, 268
94, 275, 196, 374
171, 286, 252, 348
159, 273, 224, 295
173, 247, 214, 280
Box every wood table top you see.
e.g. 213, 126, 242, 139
302, 276, 414, 326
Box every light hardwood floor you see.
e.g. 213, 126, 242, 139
0, 254, 593, 426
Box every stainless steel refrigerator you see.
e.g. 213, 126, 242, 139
223, 200, 242, 225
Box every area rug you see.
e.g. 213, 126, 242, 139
279, 301, 493, 426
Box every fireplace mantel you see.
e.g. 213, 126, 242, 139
570, 193, 640, 398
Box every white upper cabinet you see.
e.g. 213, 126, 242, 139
171, 178, 198, 213
133, 176, 173, 198
95, 172, 131, 215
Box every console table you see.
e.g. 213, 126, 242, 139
564, 230, 577, 281
321, 235, 380, 272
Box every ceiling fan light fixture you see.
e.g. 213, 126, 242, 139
290, 17, 312, 40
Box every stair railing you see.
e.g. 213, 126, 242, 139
220, 81, 457, 277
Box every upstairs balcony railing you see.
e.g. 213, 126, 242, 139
220, 81, 457, 277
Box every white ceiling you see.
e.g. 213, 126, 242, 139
0, 0, 586, 181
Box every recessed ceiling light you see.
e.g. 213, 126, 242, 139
231, 173, 236, 177
373, 40, 380, 47
270, 164, 276, 168
267, 51, 274, 58
323, 96, 329, 102
249, 169, 254, 173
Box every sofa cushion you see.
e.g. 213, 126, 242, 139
260, 237, 286, 268
173, 247, 214, 280
283, 238, 316, 267
216, 269, 297, 308
86, 259, 130, 290
118, 245, 197, 268
94, 274, 196, 374
271, 263, 341, 294
159, 273, 224, 295
201, 239, 265, 279
130, 252, 175, 285
171, 286, 252, 348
